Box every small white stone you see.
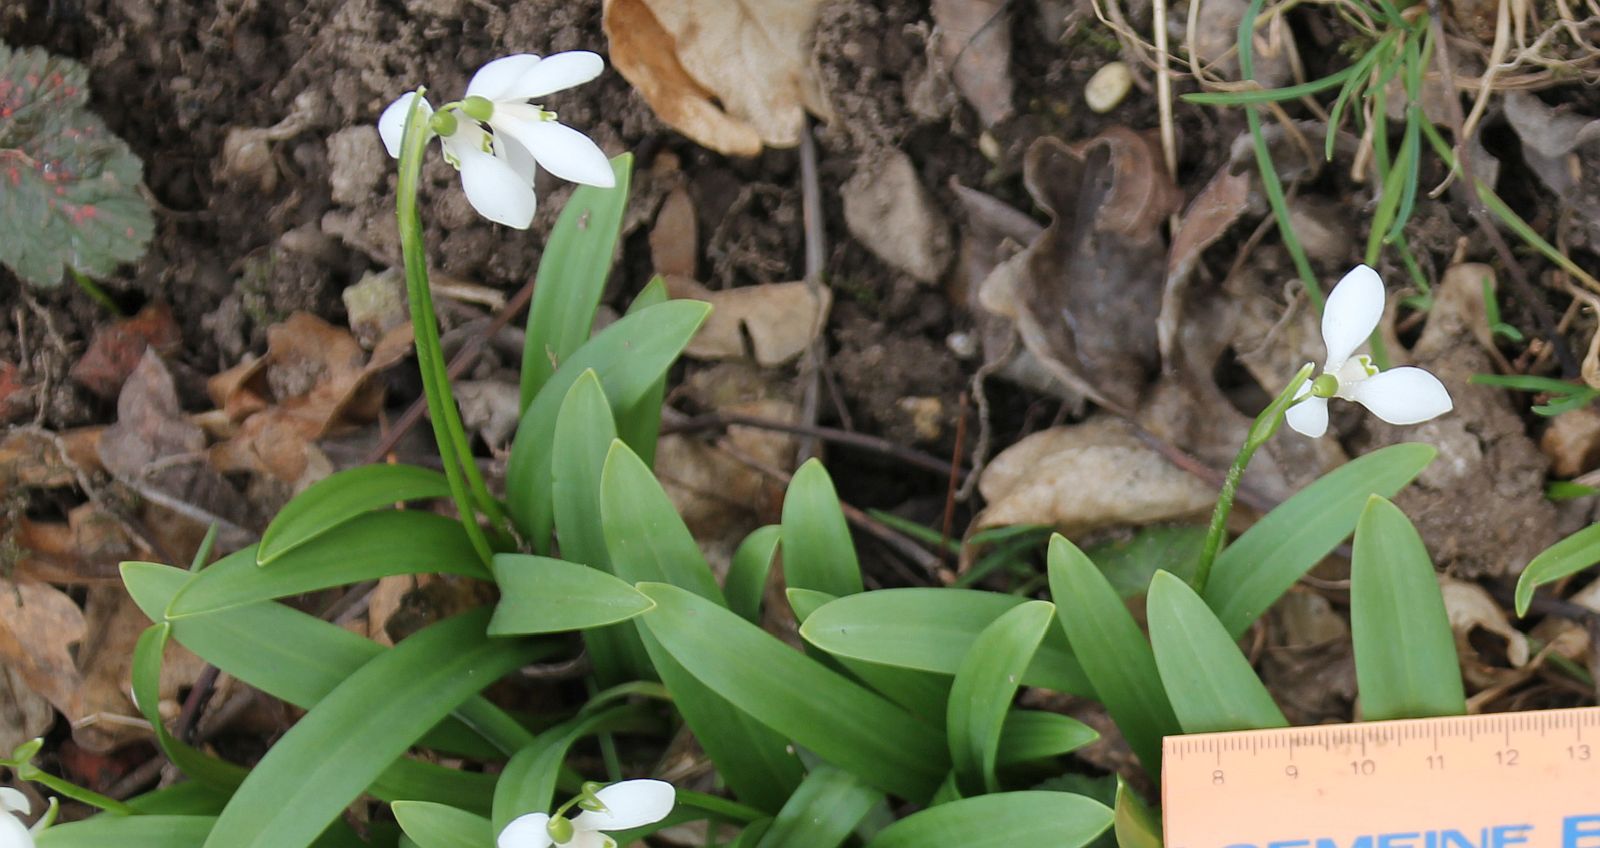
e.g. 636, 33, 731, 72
1084, 61, 1133, 113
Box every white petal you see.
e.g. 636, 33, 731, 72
448, 138, 538, 229
379, 92, 433, 159
1285, 393, 1330, 438
0, 790, 27, 817
572, 780, 676, 832
0, 814, 32, 848
1348, 367, 1453, 425
1321, 265, 1386, 372
496, 119, 615, 188
505, 51, 605, 100
495, 133, 539, 185
498, 813, 555, 848
467, 54, 543, 101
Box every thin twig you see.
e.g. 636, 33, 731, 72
661, 411, 963, 480
797, 118, 828, 464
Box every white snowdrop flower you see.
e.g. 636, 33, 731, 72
498, 779, 675, 848
1, 788, 43, 848
1284, 265, 1453, 438
377, 52, 614, 230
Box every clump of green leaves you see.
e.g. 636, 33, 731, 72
0, 43, 153, 289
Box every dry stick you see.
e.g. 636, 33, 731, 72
796, 119, 829, 464
938, 392, 971, 569
1426, 0, 1581, 377
661, 411, 964, 480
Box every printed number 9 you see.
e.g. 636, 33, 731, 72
1285, 765, 1298, 779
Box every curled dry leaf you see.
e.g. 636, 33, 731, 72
668, 277, 831, 367
1503, 93, 1600, 253
930, 0, 1014, 127
1158, 166, 1252, 367
0, 579, 87, 728
602, 0, 833, 156
976, 416, 1215, 535
1439, 576, 1530, 673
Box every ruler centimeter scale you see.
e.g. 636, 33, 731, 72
1163, 706, 1600, 848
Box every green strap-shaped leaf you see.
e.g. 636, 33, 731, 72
392, 802, 492, 848
520, 154, 635, 409
35, 816, 215, 847
786, 588, 951, 727
1515, 522, 1600, 617
1204, 443, 1435, 637
865, 792, 1112, 848
507, 300, 711, 550
636, 582, 948, 801
1113, 777, 1163, 848
488, 553, 655, 635
489, 705, 648, 835
1147, 570, 1287, 733
257, 464, 451, 565
550, 370, 653, 682
798, 588, 1090, 695
727, 525, 782, 624
948, 601, 1054, 795
755, 765, 883, 848
615, 276, 670, 468
995, 711, 1098, 765
125, 782, 229, 816
201, 610, 542, 848
1047, 536, 1179, 777
131, 624, 248, 790
780, 460, 864, 598
600, 440, 725, 603
1350, 496, 1466, 720
165, 512, 486, 618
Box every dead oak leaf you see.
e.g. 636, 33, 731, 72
603, 0, 833, 156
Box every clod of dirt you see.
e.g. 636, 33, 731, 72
342, 269, 410, 350
454, 380, 521, 450
69, 302, 182, 400
668, 277, 831, 367
842, 148, 954, 284
930, 0, 1014, 127
327, 126, 386, 207
976, 416, 1216, 535
1541, 407, 1600, 478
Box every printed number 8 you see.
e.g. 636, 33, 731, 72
1212, 770, 1225, 785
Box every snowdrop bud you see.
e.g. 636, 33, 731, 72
461, 96, 495, 122
546, 816, 574, 844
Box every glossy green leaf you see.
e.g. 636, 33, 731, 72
550, 370, 652, 682
131, 624, 247, 789
1113, 777, 1162, 848
488, 553, 654, 635
756, 765, 882, 848
392, 802, 492, 848
257, 464, 451, 565
786, 588, 951, 727
1350, 496, 1466, 720
799, 588, 1090, 695
1205, 443, 1435, 637
506, 300, 711, 549
865, 792, 1112, 848
727, 525, 782, 623
601, 440, 724, 603
521, 154, 634, 408
780, 460, 864, 597
35, 816, 214, 847
1048, 535, 1178, 776
615, 276, 670, 467
166, 512, 486, 618
1515, 523, 1600, 617
637, 582, 947, 801
1147, 571, 1286, 733
949, 600, 1053, 794
995, 710, 1098, 765
202, 610, 541, 848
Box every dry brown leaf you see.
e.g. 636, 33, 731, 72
0, 664, 53, 755
1440, 577, 1530, 673
930, 0, 1014, 127
650, 185, 699, 279
669, 278, 831, 367
842, 148, 953, 284
1159, 167, 1251, 366
0, 578, 87, 725
602, 0, 832, 156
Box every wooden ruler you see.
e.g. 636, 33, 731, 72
1162, 707, 1600, 848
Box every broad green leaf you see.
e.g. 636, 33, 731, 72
995, 711, 1098, 765
257, 464, 450, 564
488, 553, 655, 635
1147, 571, 1287, 733
1515, 523, 1600, 617
122, 562, 531, 761
166, 512, 485, 618
131, 624, 247, 789
637, 582, 948, 801
1350, 496, 1466, 720
520, 154, 634, 408
780, 460, 863, 597
600, 440, 724, 603
865, 792, 1112, 848
948, 601, 1053, 794
378, 759, 498, 817
727, 525, 782, 623
392, 802, 492, 848
732, 821, 775, 848
35, 816, 214, 847
616, 276, 670, 467
507, 300, 710, 550
799, 588, 1090, 695
1205, 443, 1435, 637
756, 765, 882, 848
1047, 536, 1178, 777
125, 782, 229, 816
201, 610, 541, 848
786, 588, 952, 727
1113, 777, 1163, 848
550, 370, 652, 682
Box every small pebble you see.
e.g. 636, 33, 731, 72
1084, 61, 1133, 113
